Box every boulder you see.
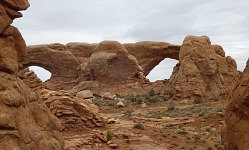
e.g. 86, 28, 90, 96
76, 90, 94, 99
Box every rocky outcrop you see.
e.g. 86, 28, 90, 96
19, 68, 103, 131
23, 43, 81, 89
66, 42, 96, 66
222, 59, 249, 149
23, 41, 180, 93
73, 41, 147, 95
162, 36, 240, 99
124, 41, 180, 76
0, 0, 64, 149
22, 37, 239, 98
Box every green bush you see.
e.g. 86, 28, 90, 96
123, 108, 133, 119
178, 129, 188, 135
167, 100, 176, 111
92, 98, 102, 106
149, 89, 156, 96
194, 97, 202, 104
128, 95, 142, 104
147, 97, 160, 104
133, 122, 145, 130
107, 131, 114, 141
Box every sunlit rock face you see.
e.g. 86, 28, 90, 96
0, 0, 64, 149
162, 35, 240, 100
222, 59, 249, 150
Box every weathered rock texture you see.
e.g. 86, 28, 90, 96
77, 41, 147, 95
222, 59, 249, 149
0, 0, 64, 149
23, 43, 81, 90
23, 41, 180, 95
162, 36, 240, 99
19, 68, 103, 131
124, 42, 180, 76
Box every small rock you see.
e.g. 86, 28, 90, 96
107, 118, 119, 124
211, 128, 217, 132
141, 103, 147, 108
122, 134, 129, 139
107, 141, 113, 145
117, 101, 125, 107
76, 90, 94, 99
219, 121, 225, 124
109, 144, 118, 149
102, 92, 116, 99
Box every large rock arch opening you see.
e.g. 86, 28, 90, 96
29, 66, 51, 82
147, 58, 178, 82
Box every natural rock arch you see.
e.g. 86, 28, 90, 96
124, 41, 180, 76
22, 43, 82, 89
147, 58, 179, 82
29, 66, 51, 81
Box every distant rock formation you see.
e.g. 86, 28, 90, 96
161, 35, 240, 99
222, 59, 249, 149
0, 0, 64, 149
23, 36, 239, 99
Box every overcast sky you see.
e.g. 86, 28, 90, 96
13, 0, 249, 81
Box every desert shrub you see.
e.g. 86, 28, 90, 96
107, 130, 114, 141
194, 97, 202, 104
167, 100, 176, 111
128, 95, 142, 104
207, 147, 213, 150
147, 97, 160, 104
123, 108, 133, 119
177, 125, 188, 135
101, 120, 107, 128
149, 89, 156, 96
146, 110, 162, 119
133, 122, 145, 130
92, 97, 102, 106
162, 96, 168, 101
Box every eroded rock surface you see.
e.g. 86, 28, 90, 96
23, 41, 180, 95
19, 68, 103, 131
222, 59, 249, 149
0, 0, 64, 149
162, 35, 240, 99
75, 41, 147, 95
124, 41, 180, 76
23, 43, 81, 90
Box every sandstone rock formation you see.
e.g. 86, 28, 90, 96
222, 59, 249, 149
19, 68, 103, 131
23, 43, 81, 90
74, 41, 147, 95
0, 0, 64, 149
162, 35, 240, 99
124, 41, 180, 76
22, 36, 239, 99
23, 41, 180, 95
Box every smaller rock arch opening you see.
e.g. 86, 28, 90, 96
147, 58, 178, 82
29, 66, 52, 82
